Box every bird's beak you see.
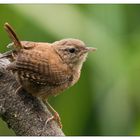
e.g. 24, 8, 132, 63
86, 47, 97, 52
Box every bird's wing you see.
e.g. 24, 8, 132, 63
8, 49, 72, 86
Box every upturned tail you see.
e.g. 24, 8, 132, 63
4, 22, 23, 50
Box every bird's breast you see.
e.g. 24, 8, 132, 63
69, 70, 81, 87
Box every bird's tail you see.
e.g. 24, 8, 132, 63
0, 23, 22, 60
4, 22, 23, 50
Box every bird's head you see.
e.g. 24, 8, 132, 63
53, 38, 96, 70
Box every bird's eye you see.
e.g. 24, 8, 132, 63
68, 48, 76, 53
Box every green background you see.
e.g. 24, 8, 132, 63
0, 4, 140, 136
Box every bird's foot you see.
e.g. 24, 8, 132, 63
46, 111, 62, 129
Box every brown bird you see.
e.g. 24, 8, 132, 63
2, 23, 96, 128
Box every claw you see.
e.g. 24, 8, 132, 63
45, 112, 62, 129
42, 100, 62, 129
45, 111, 62, 129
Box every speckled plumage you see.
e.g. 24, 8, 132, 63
2, 23, 96, 128
7, 41, 75, 98
2, 23, 97, 100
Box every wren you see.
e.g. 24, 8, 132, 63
2, 23, 96, 128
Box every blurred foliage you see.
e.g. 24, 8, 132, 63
0, 4, 140, 136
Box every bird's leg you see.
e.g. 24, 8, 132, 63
42, 100, 62, 129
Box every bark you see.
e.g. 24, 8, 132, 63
0, 54, 65, 136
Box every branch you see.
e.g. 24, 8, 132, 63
0, 54, 65, 136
